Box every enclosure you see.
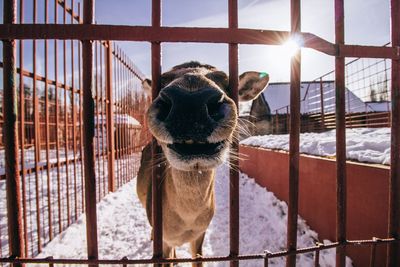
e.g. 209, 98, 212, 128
0, 0, 400, 266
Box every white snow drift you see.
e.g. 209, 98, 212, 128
241, 128, 391, 165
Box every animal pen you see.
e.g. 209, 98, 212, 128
0, 0, 399, 267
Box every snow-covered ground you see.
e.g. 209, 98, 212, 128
35, 165, 352, 267
241, 128, 390, 165
0, 154, 140, 258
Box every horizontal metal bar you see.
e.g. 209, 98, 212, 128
0, 238, 397, 265
0, 24, 398, 58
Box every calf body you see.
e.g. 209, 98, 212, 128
137, 62, 269, 266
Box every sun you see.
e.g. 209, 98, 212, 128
282, 39, 301, 58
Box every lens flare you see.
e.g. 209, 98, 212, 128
282, 39, 301, 57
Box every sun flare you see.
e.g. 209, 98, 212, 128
282, 39, 301, 57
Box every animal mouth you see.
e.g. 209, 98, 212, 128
167, 141, 225, 157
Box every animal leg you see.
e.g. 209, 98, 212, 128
162, 243, 175, 267
190, 232, 206, 267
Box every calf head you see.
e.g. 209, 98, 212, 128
146, 61, 269, 171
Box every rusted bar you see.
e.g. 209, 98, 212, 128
228, 1, 239, 267
54, 0, 63, 233
151, 0, 163, 264
2, 237, 398, 265
335, 0, 347, 266
286, 1, 301, 266
18, 0, 29, 256
314, 243, 322, 267
388, 0, 400, 266
369, 238, 378, 267
78, 3, 85, 212
3, 0, 25, 263
319, 78, 325, 130
115, 47, 121, 187
95, 40, 101, 200
71, 0, 78, 221
106, 41, 116, 192
44, 0, 53, 241
99, 43, 106, 197
32, 0, 43, 252
63, 1, 71, 227
82, 0, 99, 263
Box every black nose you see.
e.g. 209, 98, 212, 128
154, 87, 225, 141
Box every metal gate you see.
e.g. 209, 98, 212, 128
1, 0, 399, 266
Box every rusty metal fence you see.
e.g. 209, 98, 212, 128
0, 0, 151, 261
0, 0, 400, 266
271, 45, 392, 134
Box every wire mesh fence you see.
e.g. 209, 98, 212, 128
0, 0, 151, 260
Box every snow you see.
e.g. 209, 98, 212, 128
241, 128, 391, 165
35, 165, 352, 267
95, 114, 141, 126
0, 154, 140, 258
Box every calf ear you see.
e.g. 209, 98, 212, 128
238, 71, 269, 101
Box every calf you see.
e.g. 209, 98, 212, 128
137, 61, 269, 266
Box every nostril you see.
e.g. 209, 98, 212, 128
155, 94, 172, 121
207, 95, 225, 122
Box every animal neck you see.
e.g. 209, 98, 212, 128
168, 168, 215, 201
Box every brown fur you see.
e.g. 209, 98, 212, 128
137, 62, 269, 266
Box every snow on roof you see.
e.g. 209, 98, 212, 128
264, 81, 367, 114
365, 101, 391, 112
238, 81, 369, 116
95, 114, 141, 127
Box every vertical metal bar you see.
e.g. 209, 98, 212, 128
54, 0, 63, 234
335, 0, 347, 266
286, 0, 301, 266
151, 0, 163, 263
123, 53, 127, 185
44, 0, 53, 242
18, 0, 29, 256
95, 41, 101, 200
71, 0, 78, 221
3, 0, 25, 262
228, 1, 239, 267
63, 1, 71, 227
118, 48, 122, 186
114, 48, 120, 187
369, 238, 377, 267
388, 0, 400, 265
319, 78, 325, 130
78, 2, 85, 213
100, 42, 106, 195
106, 41, 116, 193
82, 0, 99, 263
32, 0, 43, 253
100, 43, 106, 197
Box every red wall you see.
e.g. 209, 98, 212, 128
239, 145, 391, 267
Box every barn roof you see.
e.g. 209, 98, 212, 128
239, 81, 369, 116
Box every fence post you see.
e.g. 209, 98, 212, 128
106, 41, 116, 192
388, 0, 400, 265
3, 0, 25, 263
286, 0, 301, 265
82, 0, 99, 264
319, 78, 325, 130
335, 0, 347, 266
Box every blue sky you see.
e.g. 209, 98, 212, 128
0, 0, 391, 82
95, 0, 391, 82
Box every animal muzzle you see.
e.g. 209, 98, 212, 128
154, 86, 227, 142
